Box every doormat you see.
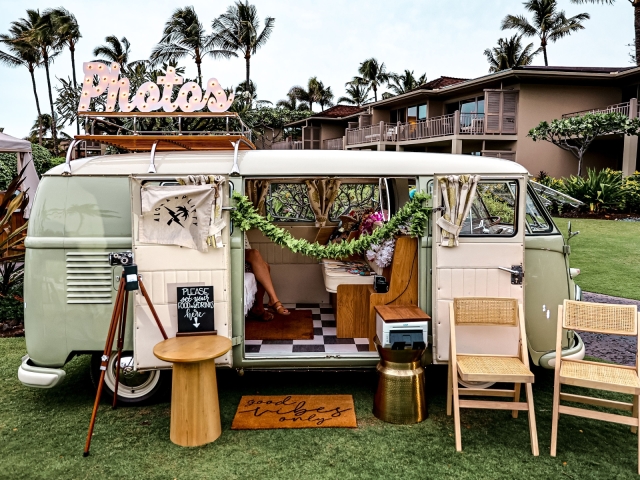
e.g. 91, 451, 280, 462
245, 309, 313, 340
231, 395, 357, 430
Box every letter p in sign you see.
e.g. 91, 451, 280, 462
176, 286, 216, 336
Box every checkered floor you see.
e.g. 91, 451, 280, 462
245, 304, 372, 355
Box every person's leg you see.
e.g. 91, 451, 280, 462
245, 249, 290, 315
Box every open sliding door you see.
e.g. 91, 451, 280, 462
432, 174, 526, 363
130, 176, 233, 370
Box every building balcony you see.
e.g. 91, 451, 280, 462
562, 99, 638, 119
345, 111, 515, 148
323, 137, 344, 150
272, 140, 302, 150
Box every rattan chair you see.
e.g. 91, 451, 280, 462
446, 297, 539, 455
550, 300, 640, 473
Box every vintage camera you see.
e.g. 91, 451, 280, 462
109, 251, 134, 266
374, 275, 389, 293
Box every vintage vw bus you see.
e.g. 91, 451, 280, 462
18, 145, 584, 404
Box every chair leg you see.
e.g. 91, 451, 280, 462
452, 371, 462, 452
633, 395, 638, 434
512, 383, 521, 419
446, 360, 452, 416
525, 383, 539, 456
550, 382, 561, 457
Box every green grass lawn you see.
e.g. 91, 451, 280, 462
554, 217, 640, 300
2, 338, 639, 479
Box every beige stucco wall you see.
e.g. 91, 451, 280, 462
372, 109, 390, 124
319, 122, 347, 146
516, 83, 622, 177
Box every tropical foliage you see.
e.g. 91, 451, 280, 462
353, 58, 389, 102
231, 191, 431, 260
0, 143, 64, 190
338, 81, 371, 106
501, 0, 590, 66
288, 77, 334, 112
528, 112, 640, 175
484, 34, 540, 72
387, 70, 428, 95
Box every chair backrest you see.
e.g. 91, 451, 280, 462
451, 297, 521, 356
453, 297, 519, 326
563, 300, 638, 336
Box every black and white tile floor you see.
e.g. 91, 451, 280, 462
244, 304, 372, 355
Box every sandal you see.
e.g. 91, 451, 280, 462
248, 308, 274, 322
268, 301, 291, 316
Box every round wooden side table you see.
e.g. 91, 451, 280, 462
153, 335, 232, 447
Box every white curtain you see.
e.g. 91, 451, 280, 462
177, 175, 226, 248
139, 185, 216, 252
436, 175, 480, 247
17, 152, 38, 218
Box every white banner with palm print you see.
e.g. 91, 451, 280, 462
139, 185, 216, 252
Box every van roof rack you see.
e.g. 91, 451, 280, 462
63, 112, 255, 176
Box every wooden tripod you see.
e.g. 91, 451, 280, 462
83, 275, 168, 457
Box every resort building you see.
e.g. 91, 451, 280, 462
281, 66, 640, 178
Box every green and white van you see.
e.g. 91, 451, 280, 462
18, 149, 584, 404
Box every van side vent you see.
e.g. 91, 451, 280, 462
66, 252, 112, 304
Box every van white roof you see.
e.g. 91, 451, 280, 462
46, 150, 529, 177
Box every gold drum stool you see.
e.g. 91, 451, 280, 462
373, 336, 427, 424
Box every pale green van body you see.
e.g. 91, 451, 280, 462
20, 150, 583, 389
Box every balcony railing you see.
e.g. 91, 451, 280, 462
562, 101, 632, 119
272, 140, 302, 150
346, 112, 489, 146
323, 137, 343, 150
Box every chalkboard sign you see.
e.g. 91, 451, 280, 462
176, 286, 216, 336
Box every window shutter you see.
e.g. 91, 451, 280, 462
501, 92, 518, 134
303, 127, 321, 150
485, 91, 501, 133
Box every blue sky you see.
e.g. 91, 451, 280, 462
0, 0, 632, 139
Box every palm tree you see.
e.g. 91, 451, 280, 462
337, 81, 371, 106
570, 1, 638, 66
151, 6, 234, 86
317, 85, 334, 110
20, 10, 62, 155
289, 77, 334, 112
211, 1, 275, 104
484, 34, 540, 72
93, 35, 134, 66
48, 8, 81, 134
501, 0, 590, 66
354, 58, 389, 102
387, 70, 428, 95
0, 26, 43, 144
27, 113, 70, 146
276, 91, 309, 110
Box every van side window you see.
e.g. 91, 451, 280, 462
266, 182, 380, 222
525, 189, 553, 234
459, 181, 517, 236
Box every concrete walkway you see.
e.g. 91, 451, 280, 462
580, 292, 640, 366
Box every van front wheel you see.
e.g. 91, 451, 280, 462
90, 352, 165, 405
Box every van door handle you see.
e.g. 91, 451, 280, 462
498, 265, 524, 285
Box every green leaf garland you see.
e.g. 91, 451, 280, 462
231, 191, 431, 260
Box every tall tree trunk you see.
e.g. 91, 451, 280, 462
29, 66, 43, 146
195, 47, 202, 88
542, 44, 548, 66
635, 1, 640, 66
577, 153, 583, 177
245, 53, 251, 108
373, 84, 377, 102
43, 54, 58, 156
70, 42, 79, 135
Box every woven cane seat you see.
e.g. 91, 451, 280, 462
457, 355, 534, 383
560, 360, 640, 393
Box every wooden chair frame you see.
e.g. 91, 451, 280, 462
446, 298, 539, 455
550, 300, 640, 474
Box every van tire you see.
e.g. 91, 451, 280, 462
90, 352, 165, 405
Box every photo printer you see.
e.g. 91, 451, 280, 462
375, 305, 430, 350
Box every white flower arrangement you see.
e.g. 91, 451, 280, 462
366, 237, 396, 269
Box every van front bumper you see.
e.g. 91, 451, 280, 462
18, 355, 66, 388
537, 332, 586, 369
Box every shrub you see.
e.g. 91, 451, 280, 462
622, 178, 640, 213
0, 143, 64, 191
561, 168, 624, 213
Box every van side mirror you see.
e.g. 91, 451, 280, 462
567, 221, 580, 242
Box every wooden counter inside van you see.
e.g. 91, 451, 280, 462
335, 236, 419, 349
